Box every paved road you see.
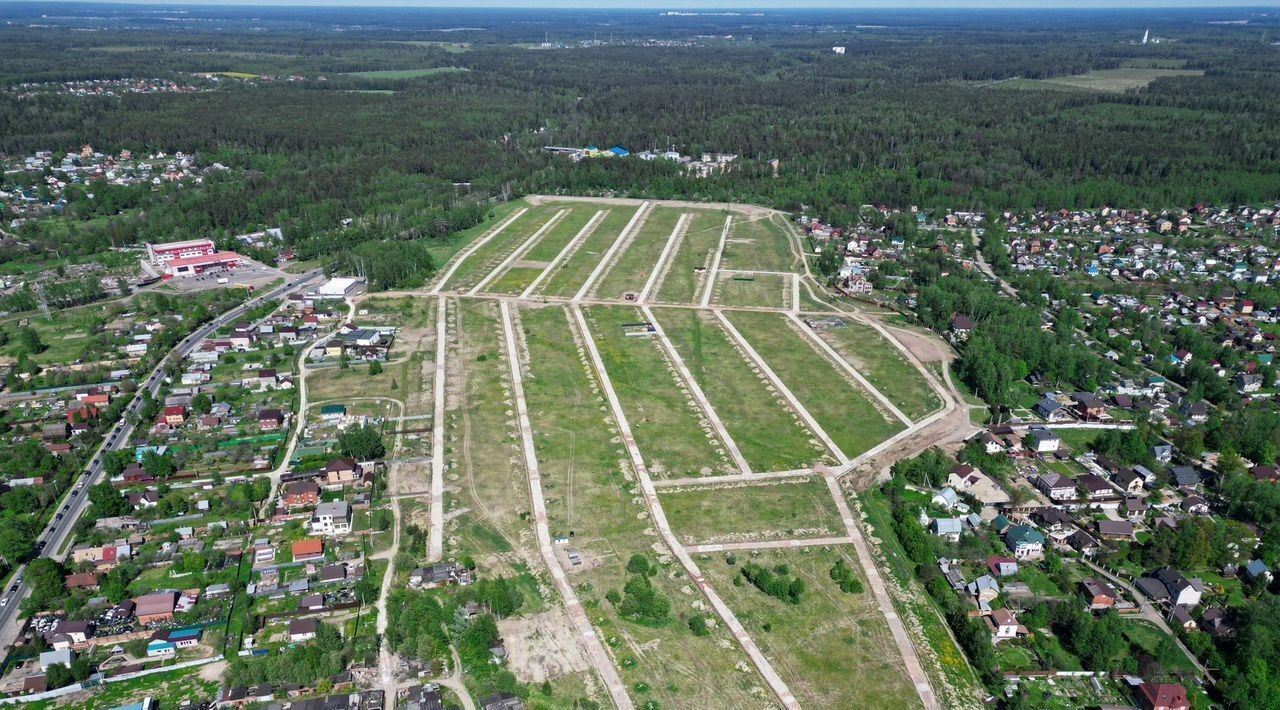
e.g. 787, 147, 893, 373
0, 269, 324, 647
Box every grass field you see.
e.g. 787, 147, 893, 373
583, 306, 734, 478
811, 319, 941, 421
995, 67, 1202, 92
699, 548, 922, 709
592, 205, 685, 299
440, 206, 566, 291
442, 298, 533, 569
719, 214, 797, 273
341, 67, 469, 79
651, 210, 723, 305
651, 308, 829, 472
710, 271, 790, 309
515, 304, 769, 709
726, 311, 904, 460
534, 206, 640, 298
481, 208, 596, 295
658, 478, 844, 545
425, 199, 528, 269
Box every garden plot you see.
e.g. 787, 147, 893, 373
592, 205, 685, 300
440, 298, 534, 570
700, 548, 922, 709
726, 310, 904, 459
438, 206, 564, 292
650, 308, 829, 472
478, 207, 596, 296
710, 271, 791, 309
533, 206, 641, 298
651, 210, 725, 305
657, 477, 845, 546
718, 213, 797, 274
810, 317, 941, 421
581, 306, 735, 479
515, 304, 770, 709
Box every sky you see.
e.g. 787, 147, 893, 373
6, 0, 1277, 7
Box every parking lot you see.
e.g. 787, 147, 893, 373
164, 257, 285, 294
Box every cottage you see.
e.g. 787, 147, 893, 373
1035, 397, 1072, 422
1003, 525, 1046, 560
1170, 466, 1202, 488
291, 538, 325, 562
257, 408, 285, 431
1095, 519, 1135, 541
986, 556, 1019, 578
134, 591, 178, 625
1138, 682, 1189, 710
968, 575, 1001, 604
1034, 472, 1075, 501
283, 481, 321, 508
930, 518, 964, 541
1080, 578, 1116, 609
987, 608, 1027, 641
1026, 429, 1061, 454
288, 618, 319, 643
310, 501, 352, 536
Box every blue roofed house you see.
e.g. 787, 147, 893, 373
1245, 560, 1272, 583
1035, 397, 1072, 422
1003, 525, 1046, 560
608, 146, 629, 157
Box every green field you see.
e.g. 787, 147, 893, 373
592, 205, 685, 299
658, 478, 844, 545
995, 67, 1202, 92
810, 319, 941, 421
481, 207, 597, 295
700, 548, 922, 709
442, 298, 532, 569
726, 311, 904, 460
652, 308, 829, 472
711, 271, 791, 309
534, 206, 640, 298
652, 210, 723, 305
515, 304, 769, 709
719, 213, 797, 273
341, 67, 469, 79
583, 306, 734, 478
439, 206, 563, 291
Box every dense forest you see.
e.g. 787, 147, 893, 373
2, 6, 1280, 281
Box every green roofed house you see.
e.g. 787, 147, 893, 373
1004, 525, 1046, 560
320, 404, 347, 421
991, 515, 1012, 534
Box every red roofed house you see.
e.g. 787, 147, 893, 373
283, 481, 321, 508
163, 405, 186, 426
134, 591, 178, 625
1139, 682, 1189, 710
291, 538, 325, 563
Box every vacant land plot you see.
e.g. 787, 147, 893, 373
534, 206, 640, 298
341, 67, 469, 79
425, 200, 527, 268
711, 271, 790, 309
726, 311, 904, 460
651, 308, 829, 472
811, 319, 940, 421
583, 306, 733, 478
439, 206, 562, 292
700, 548, 920, 709
442, 298, 533, 569
514, 304, 768, 709
719, 214, 797, 274
481, 208, 597, 295
651, 210, 723, 305
658, 478, 844, 545
592, 205, 685, 300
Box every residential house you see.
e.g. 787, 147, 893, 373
987, 608, 1027, 641
930, 518, 964, 542
1080, 578, 1116, 610
1095, 519, 1135, 541
288, 618, 318, 643
1035, 397, 1073, 422
986, 556, 1019, 578
134, 591, 178, 624
1078, 473, 1116, 500
931, 488, 960, 511
1138, 682, 1189, 710
1004, 525, 1046, 560
1170, 466, 1202, 488
1026, 428, 1061, 454
283, 481, 321, 508
1034, 472, 1076, 501
291, 538, 325, 563
257, 408, 285, 431
310, 501, 352, 536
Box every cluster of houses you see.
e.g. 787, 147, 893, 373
918, 425, 1271, 659
541, 145, 744, 178
4, 78, 208, 101
2, 147, 219, 230
217, 673, 381, 710
311, 323, 396, 364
